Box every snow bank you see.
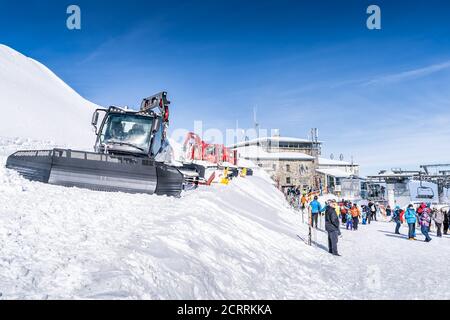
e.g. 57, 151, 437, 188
0, 44, 98, 148
2, 137, 450, 300
0, 138, 339, 299
237, 158, 257, 169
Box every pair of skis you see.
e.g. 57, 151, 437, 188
297, 207, 320, 246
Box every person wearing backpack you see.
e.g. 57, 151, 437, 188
392, 205, 402, 234
432, 208, 444, 238
309, 196, 324, 229
386, 205, 392, 217
419, 206, 432, 242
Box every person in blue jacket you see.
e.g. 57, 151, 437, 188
392, 205, 402, 234
404, 204, 418, 240
309, 196, 325, 229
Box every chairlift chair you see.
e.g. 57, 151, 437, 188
416, 181, 435, 199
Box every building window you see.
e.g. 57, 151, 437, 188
205, 145, 215, 156
286, 177, 291, 184
286, 164, 290, 172
299, 164, 308, 175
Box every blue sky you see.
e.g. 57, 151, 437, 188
1, 0, 450, 174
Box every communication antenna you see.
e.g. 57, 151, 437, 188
310, 128, 319, 156
311, 128, 320, 192
235, 119, 239, 145
253, 106, 260, 139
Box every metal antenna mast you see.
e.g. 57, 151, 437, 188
253, 106, 259, 139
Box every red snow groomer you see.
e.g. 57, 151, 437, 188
223, 146, 237, 166
182, 132, 238, 184
183, 132, 205, 162
183, 132, 237, 166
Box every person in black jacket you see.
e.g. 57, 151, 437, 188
325, 200, 341, 256
444, 208, 450, 235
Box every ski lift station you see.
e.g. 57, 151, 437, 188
367, 164, 450, 208
229, 131, 449, 206
229, 134, 362, 196
315, 157, 363, 200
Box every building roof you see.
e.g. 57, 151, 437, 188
366, 171, 415, 179
229, 136, 321, 148
316, 168, 353, 178
318, 157, 358, 166
236, 145, 315, 161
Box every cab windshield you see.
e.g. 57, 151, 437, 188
100, 113, 153, 152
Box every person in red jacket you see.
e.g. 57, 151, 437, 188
399, 209, 405, 224
417, 203, 427, 216
340, 204, 347, 225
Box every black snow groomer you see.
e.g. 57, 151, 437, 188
6, 92, 184, 197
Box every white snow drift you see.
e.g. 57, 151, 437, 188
2, 137, 450, 299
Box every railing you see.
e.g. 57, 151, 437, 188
12, 148, 152, 166
13, 150, 53, 157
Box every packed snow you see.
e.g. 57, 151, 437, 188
1, 138, 450, 299
1, 44, 449, 300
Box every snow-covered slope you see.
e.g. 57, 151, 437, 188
0, 141, 330, 299
0, 44, 97, 148
2, 137, 450, 299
